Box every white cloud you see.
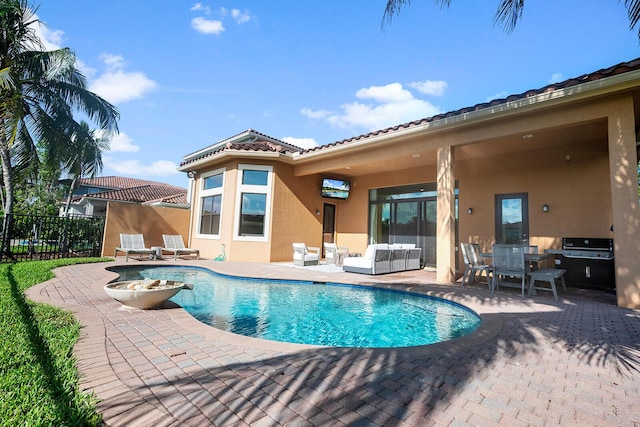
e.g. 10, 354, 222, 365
191, 17, 225, 35
300, 108, 331, 119
303, 83, 442, 132
31, 15, 63, 51
88, 53, 157, 104
408, 80, 447, 97
106, 132, 139, 153
190, 3, 211, 14
549, 72, 564, 83
231, 9, 251, 24
103, 157, 179, 176
356, 83, 413, 103
281, 137, 319, 149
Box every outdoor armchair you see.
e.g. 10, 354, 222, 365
292, 243, 320, 266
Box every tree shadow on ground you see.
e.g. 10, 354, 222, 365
98, 282, 640, 425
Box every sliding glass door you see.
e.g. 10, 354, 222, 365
369, 183, 457, 268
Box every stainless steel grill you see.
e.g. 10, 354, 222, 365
549, 238, 615, 291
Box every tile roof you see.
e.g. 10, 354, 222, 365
76, 176, 178, 190
303, 57, 640, 153
78, 184, 187, 204
70, 176, 187, 206
180, 129, 304, 168
179, 57, 640, 168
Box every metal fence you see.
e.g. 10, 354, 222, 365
0, 213, 106, 263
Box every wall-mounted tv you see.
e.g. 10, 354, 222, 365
321, 177, 351, 199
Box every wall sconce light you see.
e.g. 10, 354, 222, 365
542, 204, 549, 213
467, 208, 473, 215
187, 171, 197, 179
315, 209, 321, 216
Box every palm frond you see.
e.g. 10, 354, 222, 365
624, 0, 640, 38
493, 0, 525, 33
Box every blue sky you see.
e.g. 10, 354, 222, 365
33, 1, 639, 188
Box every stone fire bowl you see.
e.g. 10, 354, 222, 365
104, 280, 185, 309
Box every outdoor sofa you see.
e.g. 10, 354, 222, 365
342, 243, 422, 275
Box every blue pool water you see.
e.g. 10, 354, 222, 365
109, 266, 481, 348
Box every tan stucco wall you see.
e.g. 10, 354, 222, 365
187, 160, 325, 262
457, 138, 613, 253
102, 202, 190, 257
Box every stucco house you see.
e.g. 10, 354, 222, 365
60, 176, 188, 217
178, 57, 640, 309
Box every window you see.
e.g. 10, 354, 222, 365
197, 169, 224, 238
235, 165, 272, 241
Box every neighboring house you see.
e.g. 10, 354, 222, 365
59, 176, 189, 217
178, 57, 640, 309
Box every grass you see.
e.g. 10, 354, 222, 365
0, 258, 110, 427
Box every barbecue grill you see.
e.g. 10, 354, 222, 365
547, 238, 615, 291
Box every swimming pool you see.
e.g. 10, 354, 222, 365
109, 265, 481, 348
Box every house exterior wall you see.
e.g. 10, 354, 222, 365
102, 201, 190, 257
187, 160, 324, 262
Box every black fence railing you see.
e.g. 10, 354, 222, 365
0, 214, 106, 263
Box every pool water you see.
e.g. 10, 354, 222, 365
109, 266, 481, 348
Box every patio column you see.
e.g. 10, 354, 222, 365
436, 146, 456, 284
608, 95, 640, 309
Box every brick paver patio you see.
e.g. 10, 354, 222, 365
25, 259, 640, 426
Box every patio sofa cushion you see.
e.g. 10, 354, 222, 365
343, 243, 422, 275
343, 246, 391, 275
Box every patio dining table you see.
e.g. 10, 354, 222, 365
481, 251, 552, 263
481, 250, 553, 270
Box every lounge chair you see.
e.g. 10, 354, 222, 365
292, 243, 320, 266
162, 234, 200, 260
115, 233, 156, 262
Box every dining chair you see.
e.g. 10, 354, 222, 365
492, 244, 527, 297
460, 243, 492, 289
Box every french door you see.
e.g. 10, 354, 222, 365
495, 193, 529, 244
322, 203, 336, 257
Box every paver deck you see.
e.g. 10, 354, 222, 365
25, 259, 640, 426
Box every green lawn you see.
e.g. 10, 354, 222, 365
0, 258, 110, 427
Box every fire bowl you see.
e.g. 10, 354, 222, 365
104, 280, 185, 309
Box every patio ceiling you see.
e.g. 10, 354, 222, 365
293, 120, 609, 178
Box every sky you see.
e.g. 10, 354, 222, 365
32, 1, 640, 189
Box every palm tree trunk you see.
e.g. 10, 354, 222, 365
0, 141, 15, 259
0, 144, 14, 217
63, 176, 77, 218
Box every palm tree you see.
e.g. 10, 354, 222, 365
384, 0, 640, 38
0, 0, 119, 220
48, 121, 109, 217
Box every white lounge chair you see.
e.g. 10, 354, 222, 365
292, 243, 320, 266
162, 234, 200, 260
115, 233, 156, 262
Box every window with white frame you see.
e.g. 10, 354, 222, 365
197, 169, 224, 238
235, 165, 273, 241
